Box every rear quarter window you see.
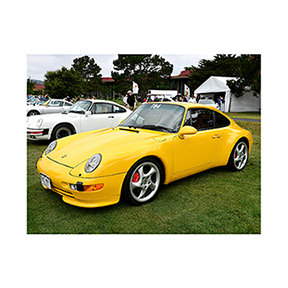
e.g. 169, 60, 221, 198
113, 105, 126, 113
215, 111, 230, 128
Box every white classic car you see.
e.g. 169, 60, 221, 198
27, 99, 74, 116
198, 99, 220, 110
27, 99, 132, 141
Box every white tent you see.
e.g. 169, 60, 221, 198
194, 76, 261, 112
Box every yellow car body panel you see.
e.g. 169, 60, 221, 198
36, 102, 253, 208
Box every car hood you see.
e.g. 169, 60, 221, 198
48, 127, 168, 168
27, 112, 79, 128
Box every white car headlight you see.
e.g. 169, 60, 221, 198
36, 118, 43, 128
85, 154, 102, 173
45, 141, 57, 155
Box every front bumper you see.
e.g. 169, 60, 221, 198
27, 128, 49, 140
36, 155, 126, 208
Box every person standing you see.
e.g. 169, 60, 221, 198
126, 90, 135, 111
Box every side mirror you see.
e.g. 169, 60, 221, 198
85, 111, 92, 117
178, 126, 197, 139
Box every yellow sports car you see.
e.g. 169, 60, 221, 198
36, 102, 253, 208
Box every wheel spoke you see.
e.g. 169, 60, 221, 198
144, 166, 157, 178
130, 180, 141, 190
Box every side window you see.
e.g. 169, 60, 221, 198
113, 105, 126, 113
64, 102, 72, 106
189, 108, 214, 131
95, 103, 113, 114
214, 111, 230, 128
49, 101, 63, 107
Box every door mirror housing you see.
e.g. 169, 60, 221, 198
178, 126, 197, 139
85, 111, 92, 117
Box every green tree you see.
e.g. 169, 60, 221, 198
111, 54, 173, 99
27, 77, 36, 95
227, 54, 261, 97
44, 67, 84, 98
185, 54, 239, 92
72, 55, 103, 97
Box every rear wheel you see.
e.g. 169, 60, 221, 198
228, 139, 249, 171
122, 158, 163, 205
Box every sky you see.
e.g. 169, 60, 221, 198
27, 54, 215, 81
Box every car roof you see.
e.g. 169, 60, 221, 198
147, 101, 214, 109
78, 99, 122, 105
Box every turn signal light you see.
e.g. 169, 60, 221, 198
83, 183, 104, 191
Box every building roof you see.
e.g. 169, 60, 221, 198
171, 70, 193, 79
102, 77, 114, 82
34, 84, 45, 91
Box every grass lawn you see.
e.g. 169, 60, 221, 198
27, 119, 261, 234
226, 112, 261, 120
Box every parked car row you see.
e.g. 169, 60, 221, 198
27, 99, 73, 116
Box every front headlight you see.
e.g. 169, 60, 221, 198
85, 154, 102, 173
45, 141, 57, 155
36, 118, 43, 128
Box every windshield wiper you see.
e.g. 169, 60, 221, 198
140, 124, 174, 132
69, 110, 85, 114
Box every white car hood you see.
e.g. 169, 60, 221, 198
27, 112, 76, 129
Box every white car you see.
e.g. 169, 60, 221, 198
198, 99, 220, 110
27, 99, 73, 116
27, 99, 132, 141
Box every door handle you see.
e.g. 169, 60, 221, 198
212, 134, 221, 139
108, 116, 114, 119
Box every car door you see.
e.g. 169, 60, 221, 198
80, 103, 116, 132
173, 108, 222, 177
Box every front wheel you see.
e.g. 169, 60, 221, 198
51, 124, 73, 140
228, 139, 249, 171
121, 158, 163, 206
27, 110, 40, 116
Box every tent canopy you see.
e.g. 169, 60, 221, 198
194, 76, 237, 94
194, 76, 260, 112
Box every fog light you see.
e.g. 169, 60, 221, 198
70, 184, 77, 190
84, 183, 104, 191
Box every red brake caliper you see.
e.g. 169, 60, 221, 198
132, 172, 140, 182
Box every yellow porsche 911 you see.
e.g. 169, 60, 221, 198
36, 102, 253, 208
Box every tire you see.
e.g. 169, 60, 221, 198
51, 124, 74, 140
121, 157, 163, 206
27, 110, 40, 116
228, 139, 249, 171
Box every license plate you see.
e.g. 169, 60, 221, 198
40, 173, 52, 190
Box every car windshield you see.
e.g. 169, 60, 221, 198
119, 103, 185, 133
64, 100, 92, 114
199, 99, 214, 104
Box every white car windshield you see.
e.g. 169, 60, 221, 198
65, 101, 92, 114
119, 103, 185, 133
199, 100, 215, 105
